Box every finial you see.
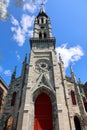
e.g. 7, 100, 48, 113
70, 65, 73, 73
23, 53, 27, 64
70, 65, 74, 76
11, 66, 17, 81
40, 2, 45, 13
14, 66, 17, 73
78, 78, 82, 85
59, 53, 63, 63
13, 66, 17, 77
70, 65, 75, 80
41, 0, 45, 4
24, 53, 27, 63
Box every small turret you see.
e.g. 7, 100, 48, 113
70, 65, 76, 81
78, 78, 82, 85
24, 53, 27, 63
77, 78, 84, 93
11, 66, 17, 82
21, 54, 27, 77
59, 53, 63, 64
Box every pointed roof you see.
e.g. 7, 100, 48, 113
40, 3, 45, 13
37, 4, 48, 18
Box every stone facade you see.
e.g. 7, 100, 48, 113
0, 77, 8, 115
0, 4, 87, 130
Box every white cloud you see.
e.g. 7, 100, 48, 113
55, 44, 84, 68
11, 15, 34, 46
21, 14, 35, 31
11, 0, 48, 45
11, 15, 19, 26
4, 0, 10, 6
4, 69, 12, 76
34, 0, 48, 4
0, 65, 12, 76
16, 51, 21, 60
0, 0, 10, 20
17, 54, 20, 60
27, 30, 33, 37
11, 26, 25, 46
23, 3, 36, 13
15, 0, 48, 7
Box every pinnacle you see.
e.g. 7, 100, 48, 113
40, 3, 45, 13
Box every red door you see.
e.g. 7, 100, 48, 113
34, 93, 53, 130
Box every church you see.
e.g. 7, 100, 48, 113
0, 4, 87, 130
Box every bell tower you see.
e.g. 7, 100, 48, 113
18, 4, 71, 130
34, 4, 52, 39
18, 4, 60, 130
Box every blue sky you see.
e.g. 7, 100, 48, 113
0, 0, 87, 85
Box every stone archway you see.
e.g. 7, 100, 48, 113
4, 116, 13, 130
74, 116, 81, 130
33, 86, 59, 130
34, 92, 53, 130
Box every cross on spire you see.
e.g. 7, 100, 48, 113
41, 0, 45, 4
40, 1, 45, 13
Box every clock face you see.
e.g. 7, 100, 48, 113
35, 59, 51, 73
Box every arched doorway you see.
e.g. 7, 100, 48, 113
11, 91, 17, 106
34, 92, 53, 130
4, 116, 13, 130
74, 116, 81, 130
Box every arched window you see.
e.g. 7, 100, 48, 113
34, 93, 53, 130
71, 90, 76, 105
37, 19, 39, 24
80, 92, 87, 112
39, 32, 42, 39
82, 96, 87, 112
11, 92, 16, 106
44, 32, 47, 38
4, 116, 14, 130
41, 18, 43, 24
74, 116, 81, 130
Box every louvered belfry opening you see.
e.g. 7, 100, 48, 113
34, 92, 53, 130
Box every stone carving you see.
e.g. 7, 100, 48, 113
35, 59, 51, 73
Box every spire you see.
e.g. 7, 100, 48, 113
78, 78, 84, 96
70, 65, 75, 81
22, 53, 27, 64
11, 66, 17, 81
40, 3, 45, 13
37, 3, 48, 18
13, 66, 17, 77
24, 53, 27, 63
33, 1, 52, 39
78, 78, 82, 85
70, 65, 74, 76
